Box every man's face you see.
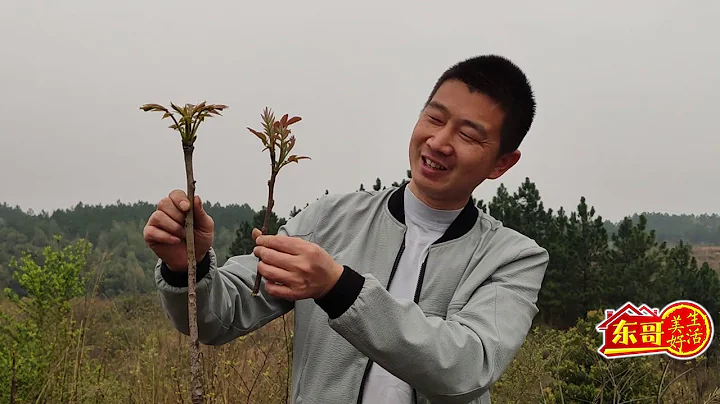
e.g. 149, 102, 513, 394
408, 79, 521, 209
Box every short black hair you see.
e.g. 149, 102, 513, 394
425, 55, 536, 156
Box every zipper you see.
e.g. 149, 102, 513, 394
356, 236, 406, 404
355, 241, 432, 404
413, 255, 429, 303
411, 253, 430, 404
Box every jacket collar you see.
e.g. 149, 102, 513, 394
388, 182, 478, 244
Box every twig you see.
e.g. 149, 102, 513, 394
282, 314, 291, 403
70, 251, 108, 404
656, 359, 671, 404
657, 358, 705, 401
10, 350, 17, 404
246, 332, 280, 404
140, 101, 227, 404
247, 108, 310, 295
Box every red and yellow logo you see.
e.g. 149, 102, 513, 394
596, 300, 714, 359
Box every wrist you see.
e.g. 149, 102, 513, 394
318, 262, 344, 299
314, 264, 365, 319
165, 261, 187, 272
165, 250, 210, 272
160, 250, 212, 288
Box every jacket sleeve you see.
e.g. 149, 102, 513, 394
316, 242, 549, 404
155, 197, 326, 346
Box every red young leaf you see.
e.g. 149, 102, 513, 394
248, 127, 269, 145
287, 155, 311, 163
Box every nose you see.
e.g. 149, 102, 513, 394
426, 125, 454, 155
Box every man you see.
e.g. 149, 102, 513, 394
144, 54, 548, 404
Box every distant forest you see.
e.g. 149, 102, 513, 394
602, 213, 720, 246
1, 173, 719, 299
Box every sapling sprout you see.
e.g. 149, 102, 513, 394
140, 101, 227, 404
247, 107, 310, 296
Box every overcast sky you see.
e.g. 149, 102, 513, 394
1, 1, 718, 223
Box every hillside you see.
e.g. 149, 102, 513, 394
0, 200, 256, 296
2, 174, 720, 295
604, 212, 720, 246
693, 245, 720, 273
2, 175, 720, 403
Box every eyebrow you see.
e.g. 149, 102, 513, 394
426, 101, 487, 135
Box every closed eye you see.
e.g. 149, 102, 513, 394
427, 115, 443, 124
460, 131, 485, 144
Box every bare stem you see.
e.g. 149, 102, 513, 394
184, 143, 204, 404
10, 350, 17, 404
70, 252, 107, 404
246, 332, 280, 404
657, 358, 704, 401
252, 169, 278, 295
282, 314, 291, 404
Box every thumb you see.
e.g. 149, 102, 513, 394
252, 228, 262, 241
193, 195, 212, 227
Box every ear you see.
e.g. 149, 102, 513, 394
487, 149, 521, 180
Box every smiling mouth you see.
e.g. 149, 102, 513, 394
422, 156, 447, 170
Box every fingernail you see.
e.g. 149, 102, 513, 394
180, 201, 189, 210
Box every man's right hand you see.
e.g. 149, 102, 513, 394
143, 189, 215, 272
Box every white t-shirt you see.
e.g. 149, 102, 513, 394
361, 185, 463, 403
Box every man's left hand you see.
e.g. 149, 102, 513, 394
252, 228, 344, 301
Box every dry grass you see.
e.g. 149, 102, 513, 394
493, 321, 720, 404
4, 290, 718, 403
76, 294, 295, 404
693, 246, 720, 274
0, 293, 293, 404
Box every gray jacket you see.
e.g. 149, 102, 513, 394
155, 184, 549, 403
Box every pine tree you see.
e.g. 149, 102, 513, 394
391, 170, 412, 187
601, 215, 666, 309
228, 207, 287, 260
373, 178, 382, 191
228, 221, 253, 258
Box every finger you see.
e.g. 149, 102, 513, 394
148, 210, 185, 239
253, 245, 296, 270
255, 234, 305, 255
264, 281, 297, 301
143, 225, 181, 245
252, 228, 262, 241
192, 194, 213, 226
158, 197, 186, 224
169, 189, 191, 212
257, 260, 294, 285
